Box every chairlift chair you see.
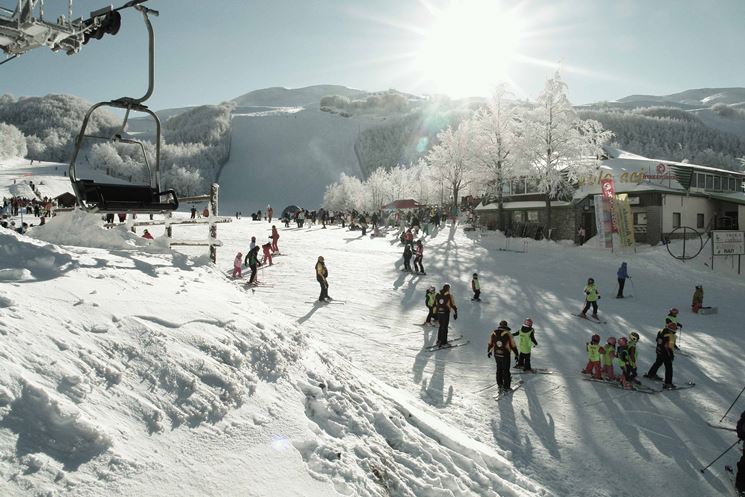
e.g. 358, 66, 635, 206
68, 3, 177, 213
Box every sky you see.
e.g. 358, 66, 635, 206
2, 0, 745, 110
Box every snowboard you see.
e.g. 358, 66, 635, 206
494, 380, 524, 401
574, 313, 607, 324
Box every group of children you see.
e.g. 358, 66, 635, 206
232, 225, 281, 284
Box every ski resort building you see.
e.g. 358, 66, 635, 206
475, 150, 745, 244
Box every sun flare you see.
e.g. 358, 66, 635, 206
415, 0, 524, 98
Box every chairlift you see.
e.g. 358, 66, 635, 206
68, 3, 178, 213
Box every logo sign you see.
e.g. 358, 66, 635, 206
712, 231, 745, 255
656, 163, 666, 174
600, 178, 616, 199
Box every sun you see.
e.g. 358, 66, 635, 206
415, 0, 525, 98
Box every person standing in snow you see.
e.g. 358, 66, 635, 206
616, 262, 630, 298
600, 336, 617, 380
581, 334, 602, 379
513, 319, 538, 371
315, 256, 330, 302
691, 285, 704, 313
471, 273, 481, 302
247, 245, 260, 286
435, 284, 457, 346
413, 240, 425, 274
580, 278, 600, 318
271, 225, 280, 253
244, 236, 257, 266
644, 322, 677, 389
627, 331, 641, 384
488, 320, 518, 392
261, 241, 273, 266
402, 243, 413, 272
423, 286, 437, 326
615, 337, 633, 389
267, 205, 273, 223
665, 307, 683, 350
232, 252, 243, 279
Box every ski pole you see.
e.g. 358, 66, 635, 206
699, 439, 740, 474
720, 385, 745, 422
629, 277, 636, 297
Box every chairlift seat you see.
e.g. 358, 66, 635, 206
73, 179, 178, 213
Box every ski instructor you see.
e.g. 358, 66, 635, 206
435, 284, 457, 347
315, 256, 330, 302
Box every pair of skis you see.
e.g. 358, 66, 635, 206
425, 336, 469, 352
574, 313, 607, 324
494, 380, 524, 401
584, 376, 695, 393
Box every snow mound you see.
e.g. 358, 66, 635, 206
0, 231, 77, 281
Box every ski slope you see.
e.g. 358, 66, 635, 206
2, 196, 743, 496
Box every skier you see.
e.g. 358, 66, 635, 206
471, 273, 481, 302
616, 262, 630, 298
643, 322, 677, 389
413, 240, 425, 274
315, 256, 330, 302
736, 410, 745, 495
665, 307, 683, 350
435, 284, 457, 347
247, 245, 260, 285
600, 336, 617, 380
627, 331, 641, 384
271, 225, 280, 253
580, 277, 600, 318
615, 337, 633, 389
232, 252, 243, 279
142, 229, 153, 240
423, 286, 437, 326
244, 236, 257, 266
267, 204, 273, 223
261, 241, 273, 266
487, 320, 519, 393
402, 243, 413, 272
691, 285, 704, 313
512, 319, 538, 371
581, 334, 602, 379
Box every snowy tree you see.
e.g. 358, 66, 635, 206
366, 167, 391, 210
0, 122, 27, 159
470, 85, 522, 230
427, 120, 477, 209
518, 72, 612, 235
165, 166, 203, 196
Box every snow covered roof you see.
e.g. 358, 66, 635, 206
381, 199, 422, 210
706, 191, 745, 206
476, 200, 573, 211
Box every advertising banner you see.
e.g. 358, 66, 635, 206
600, 178, 618, 233
594, 194, 613, 249
614, 194, 636, 248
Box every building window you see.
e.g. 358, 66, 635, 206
673, 212, 681, 228
705, 175, 714, 190
513, 179, 526, 195
526, 178, 540, 194
633, 212, 647, 225
714, 176, 721, 191
527, 210, 538, 222
729, 178, 738, 191
512, 211, 524, 222
697, 213, 705, 229
696, 173, 706, 188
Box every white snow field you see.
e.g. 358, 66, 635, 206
1, 185, 744, 496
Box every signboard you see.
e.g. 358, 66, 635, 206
712, 231, 745, 255
594, 194, 613, 249
600, 178, 618, 233
614, 194, 636, 249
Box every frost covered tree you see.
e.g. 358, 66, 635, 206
0, 122, 28, 159
427, 120, 477, 209
166, 166, 203, 196
519, 72, 612, 234
470, 85, 522, 230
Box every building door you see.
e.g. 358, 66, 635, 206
582, 212, 595, 238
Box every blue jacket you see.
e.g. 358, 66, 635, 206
617, 263, 629, 280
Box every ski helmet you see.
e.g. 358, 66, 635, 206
669, 307, 679, 315
499, 320, 508, 327
429, 286, 436, 291
523, 318, 533, 327
443, 283, 450, 291
473, 273, 478, 278
629, 331, 640, 342
618, 337, 628, 346
607, 336, 617, 346
588, 277, 595, 283
695, 284, 702, 289
591, 334, 601, 343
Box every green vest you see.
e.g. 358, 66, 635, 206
518, 328, 534, 354
628, 342, 638, 367
587, 343, 600, 362
601, 343, 615, 365
585, 284, 599, 302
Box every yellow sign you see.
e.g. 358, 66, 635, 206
614, 194, 635, 248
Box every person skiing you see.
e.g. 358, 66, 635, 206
315, 256, 330, 302
665, 307, 683, 350
644, 322, 677, 389
627, 331, 641, 384
615, 337, 634, 389
142, 229, 153, 240
435, 284, 457, 347
244, 236, 257, 266
261, 241, 273, 266
471, 273, 481, 302
488, 320, 519, 393
267, 204, 273, 223
513, 319, 538, 371
402, 243, 413, 272
691, 285, 704, 313
247, 245, 260, 286
232, 252, 243, 279
600, 336, 617, 380
581, 334, 602, 379
271, 225, 280, 253
413, 240, 425, 274
423, 286, 437, 326
580, 277, 600, 318
616, 262, 630, 298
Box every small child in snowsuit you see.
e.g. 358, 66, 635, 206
402, 243, 413, 272
233, 252, 243, 279
424, 286, 437, 325
627, 331, 641, 384
471, 273, 481, 301
261, 242, 273, 266
691, 285, 704, 313
615, 337, 633, 389
600, 336, 617, 380
582, 334, 602, 379
512, 318, 538, 371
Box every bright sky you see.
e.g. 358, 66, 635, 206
2, 0, 745, 109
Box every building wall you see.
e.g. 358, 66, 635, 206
646, 205, 663, 245
661, 194, 715, 232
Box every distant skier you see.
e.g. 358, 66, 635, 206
616, 262, 630, 298
267, 204, 273, 223
435, 284, 457, 347
471, 273, 481, 302
232, 252, 243, 279
580, 278, 600, 318
581, 334, 602, 379
271, 225, 280, 253
423, 286, 437, 326
402, 243, 413, 272
244, 236, 257, 266
488, 320, 518, 393
600, 336, 617, 380
142, 229, 153, 240
315, 256, 330, 302
512, 319, 538, 371
691, 285, 704, 313
413, 240, 425, 274
643, 322, 677, 389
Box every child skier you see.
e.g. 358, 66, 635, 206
413, 240, 425, 274
616, 262, 630, 298
261, 241, 273, 266
615, 337, 633, 389
471, 273, 481, 302
488, 320, 519, 393
271, 225, 280, 253
233, 252, 243, 279
691, 285, 704, 313
582, 334, 602, 379
513, 318, 538, 371
423, 286, 437, 326
402, 243, 413, 272
665, 307, 682, 350
600, 336, 617, 380
580, 278, 600, 318
627, 331, 641, 384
